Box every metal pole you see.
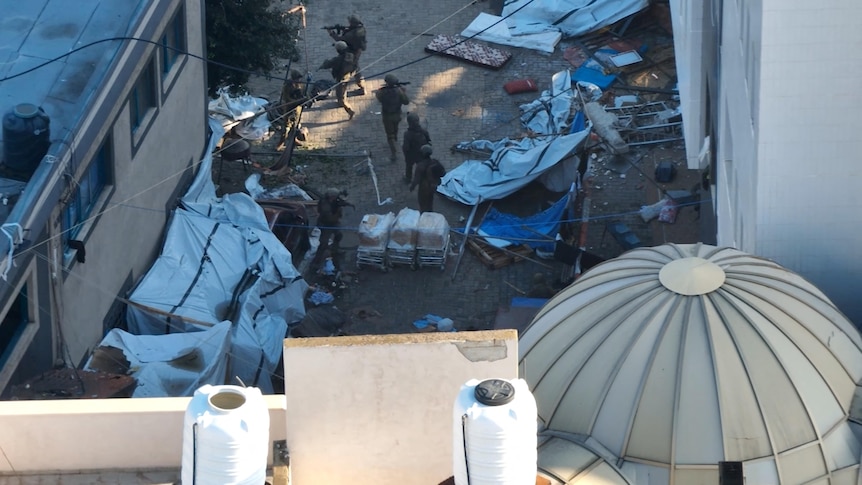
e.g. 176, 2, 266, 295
450, 198, 482, 281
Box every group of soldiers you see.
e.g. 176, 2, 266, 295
301, 14, 447, 270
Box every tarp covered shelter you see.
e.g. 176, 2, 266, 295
126, 119, 308, 394
439, 70, 588, 205
85, 322, 232, 398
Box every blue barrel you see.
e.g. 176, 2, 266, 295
2, 103, 51, 175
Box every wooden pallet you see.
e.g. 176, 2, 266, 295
466, 238, 533, 269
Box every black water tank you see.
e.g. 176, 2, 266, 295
2, 103, 51, 176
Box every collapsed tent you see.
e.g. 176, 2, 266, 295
126, 118, 308, 394
504, 0, 648, 39
461, 12, 562, 54
460, 0, 648, 53
85, 322, 231, 398
439, 70, 589, 205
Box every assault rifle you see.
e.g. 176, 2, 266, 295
335, 190, 355, 209
379, 81, 411, 89
322, 24, 347, 33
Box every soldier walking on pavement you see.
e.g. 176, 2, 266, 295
327, 15, 367, 95
401, 113, 431, 184
409, 145, 446, 213
318, 41, 357, 119
375, 74, 409, 162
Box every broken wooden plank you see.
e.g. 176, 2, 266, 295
466, 238, 533, 269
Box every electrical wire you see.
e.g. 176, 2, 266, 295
0, 0, 689, 393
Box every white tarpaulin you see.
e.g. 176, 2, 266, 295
462, 0, 648, 53
439, 70, 590, 205
502, 0, 649, 39
461, 12, 562, 54
85, 322, 231, 398
126, 118, 308, 394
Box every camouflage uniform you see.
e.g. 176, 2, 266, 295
374, 74, 409, 161
328, 15, 367, 93
318, 42, 357, 119
401, 113, 431, 182
275, 70, 310, 149
312, 188, 345, 267
409, 145, 446, 213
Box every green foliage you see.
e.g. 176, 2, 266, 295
205, 0, 302, 97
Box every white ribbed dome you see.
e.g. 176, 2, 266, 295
520, 244, 862, 482
537, 432, 631, 485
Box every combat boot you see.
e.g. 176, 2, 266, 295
388, 140, 397, 162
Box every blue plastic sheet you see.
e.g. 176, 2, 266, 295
478, 194, 569, 252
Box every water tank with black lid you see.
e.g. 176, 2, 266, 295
2, 103, 51, 178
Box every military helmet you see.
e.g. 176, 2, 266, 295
348, 14, 362, 26
324, 187, 341, 198
384, 74, 399, 86
406, 113, 420, 126
420, 144, 433, 155
334, 41, 348, 52
289, 69, 303, 80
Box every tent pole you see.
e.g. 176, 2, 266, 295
450, 198, 482, 281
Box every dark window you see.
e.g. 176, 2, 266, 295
162, 7, 186, 76
130, 60, 156, 133
0, 285, 29, 367
63, 139, 111, 257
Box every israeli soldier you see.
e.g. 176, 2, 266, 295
409, 145, 446, 213
401, 113, 431, 183
312, 187, 348, 268
374, 74, 409, 162
275, 69, 310, 150
318, 41, 357, 119
327, 15, 367, 95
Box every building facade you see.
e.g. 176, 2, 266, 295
0, 0, 208, 394
670, 0, 862, 324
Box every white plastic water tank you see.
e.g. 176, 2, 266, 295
181, 385, 270, 485
453, 378, 538, 485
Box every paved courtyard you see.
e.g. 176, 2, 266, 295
218, 0, 705, 336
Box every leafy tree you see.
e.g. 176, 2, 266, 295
205, 0, 302, 96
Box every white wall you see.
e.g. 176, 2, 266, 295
714, 0, 762, 253
282, 330, 519, 485
0, 395, 286, 474
743, 0, 862, 322
669, 0, 713, 170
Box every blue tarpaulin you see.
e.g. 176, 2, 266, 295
478, 194, 569, 252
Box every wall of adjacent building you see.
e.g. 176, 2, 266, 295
716, 0, 862, 324
56, 0, 208, 363
282, 330, 520, 485
668, 0, 716, 170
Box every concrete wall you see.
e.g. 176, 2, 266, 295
714, 0, 862, 323
57, 0, 208, 362
750, 0, 862, 323
714, 0, 762, 254
282, 330, 520, 485
669, 0, 714, 170
0, 395, 286, 474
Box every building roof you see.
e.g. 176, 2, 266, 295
0, 0, 141, 162
519, 243, 862, 478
